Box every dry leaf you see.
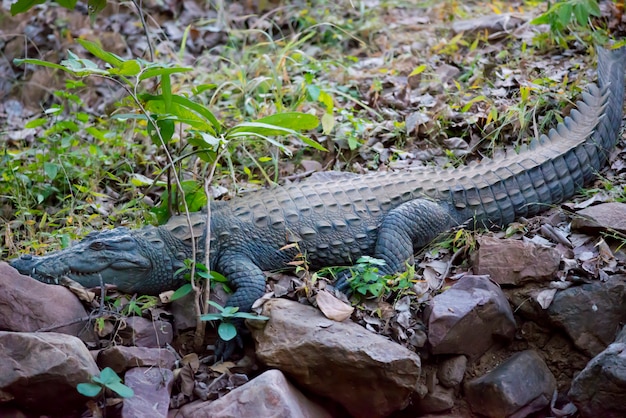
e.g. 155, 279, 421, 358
316, 290, 354, 321
536, 289, 557, 309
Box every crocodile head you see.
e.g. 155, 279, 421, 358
10, 226, 190, 295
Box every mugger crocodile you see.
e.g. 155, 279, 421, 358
10, 46, 626, 343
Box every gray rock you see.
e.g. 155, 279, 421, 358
472, 237, 561, 286
250, 298, 421, 418
452, 13, 524, 35
571, 202, 626, 234
0, 262, 95, 341
426, 275, 516, 358
179, 369, 331, 418
465, 350, 556, 418
118, 316, 173, 348
437, 355, 467, 388
415, 384, 455, 414
568, 326, 626, 418
0, 331, 99, 414
547, 277, 626, 356
122, 367, 174, 418
97, 346, 177, 373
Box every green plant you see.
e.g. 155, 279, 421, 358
76, 367, 134, 399
530, 0, 601, 34
113, 295, 159, 316
171, 261, 230, 301
344, 256, 389, 297
200, 301, 269, 342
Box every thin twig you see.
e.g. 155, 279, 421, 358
130, 0, 154, 61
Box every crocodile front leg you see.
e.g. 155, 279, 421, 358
374, 199, 457, 274
213, 252, 267, 359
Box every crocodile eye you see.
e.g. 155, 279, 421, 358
89, 241, 105, 251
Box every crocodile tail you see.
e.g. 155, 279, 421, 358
595, 45, 626, 161
441, 45, 626, 228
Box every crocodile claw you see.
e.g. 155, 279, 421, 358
333, 270, 354, 295
214, 333, 244, 361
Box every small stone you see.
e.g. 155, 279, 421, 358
571, 202, 626, 234
452, 13, 524, 35
178, 369, 331, 418
472, 237, 560, 286
97, 346, 177, 373
122, 367, 174, 418
465, 350, 556, 418
547, 277, 626, 356
118, 316, 173, 348
426, 275, 516, 358
568, 326, 626, 418
437, 355, 467, 388
415, 384, 455, 414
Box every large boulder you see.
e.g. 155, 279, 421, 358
0, 262, 94, 340
571, 202, 626, 234
0, 331, 99, 414
547, 276, 626, 356
472, 237, 560, 286
465, 350, 556, 418
568, 326, 626, 418
178, 369, 331, 418
426, 275, 516, 358
121, 367, 174, 418
249, 298, 421, 418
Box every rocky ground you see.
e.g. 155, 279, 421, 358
2, 0, 626, 417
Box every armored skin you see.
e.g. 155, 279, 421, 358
11, 47, 626, 338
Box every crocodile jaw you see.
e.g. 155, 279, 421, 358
10, 227, 162, 294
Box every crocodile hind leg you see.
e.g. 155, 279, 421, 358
335, 199, 455, 292
373, 199, 455, 274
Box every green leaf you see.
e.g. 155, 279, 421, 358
43, 162, 59, 180
76, 382, 102, 397
530, 13, 551, 26
87, 0, 107, 18
57, 0, 77, 9
139, 66, 193, 81
573, 4, 589, 26
200, 313, 223, 321
306, 85, 321, 101
249, 112, 319, 131
13, 58, 70, 73
25, 118, 47, 128
210, 271, 228, 283
109, 60, 141, 76
170, 283, 193, 300
409, 64, 427, 77
218, 322, 237, 341
321, 113, 334, 135
141, 94, 220, 134
97, 367, 122, 385
233, 312, 270, 321
10, 0, 45, 15
318, 90, 333, 112
586, 0, 601, 17
220, 306, 239, 317
207, 300, 226, 312
76, 39, 124, 68
106, 382, 134, 398
557, 3, 573, 28
357, 256, 386, 266
148, 118, 175, 146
